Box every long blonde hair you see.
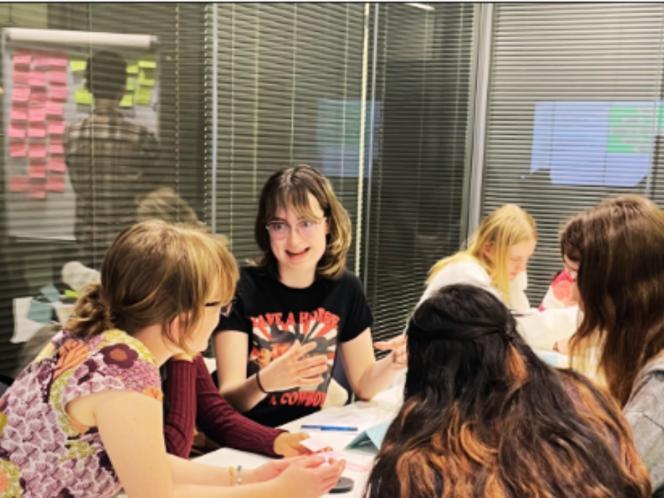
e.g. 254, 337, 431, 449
427, 204, 536, 305
66, 220, 239, 353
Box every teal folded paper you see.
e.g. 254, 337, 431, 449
345, 420, 391, 452
27, 299, 53, 323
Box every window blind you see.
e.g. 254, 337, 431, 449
481, 3, 664, 303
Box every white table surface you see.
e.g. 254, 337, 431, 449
194, 381, 405, 498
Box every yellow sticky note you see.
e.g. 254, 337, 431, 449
126, 78, 136, 91
138, 58, 156, 69
70, 58, 87, 73
74, 87, 92, 105
135, 86, 153, 105
120, 93, 134, 108
138, 69, 155, 87
127, 62, 139, 75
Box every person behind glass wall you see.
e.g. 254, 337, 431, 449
65, 50, 162, 267
0, 220, 344, 497
561, 195, 664, 496
365, 284, 651, 498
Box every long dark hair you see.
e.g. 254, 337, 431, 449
365, 284, 650, 498
560, 195, 664, 405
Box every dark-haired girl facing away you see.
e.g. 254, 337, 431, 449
366, 284, 650, 498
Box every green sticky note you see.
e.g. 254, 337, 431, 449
138, 68, 155, 87
70, 58, 87, 73
135, 86, 153, 105
120, 93, 134, 108
138, 58, 156, 69
127, 61, 139, 75
64, 289, 79, 299
126, 78, 136, 91
74, 87, 92, 105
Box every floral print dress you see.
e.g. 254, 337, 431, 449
0, 329, 163, 498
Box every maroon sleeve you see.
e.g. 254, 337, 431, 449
163, 359, 197, 458
193, 356, 284, 457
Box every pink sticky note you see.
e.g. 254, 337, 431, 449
29, 72, 47, 87
9, 175, 30, 193
47, 121, 66, 136
28, 143, 47, 158
49, 85, 68, 102
46, 174, 65, 193
48, 142, 65, 155
13, 51, 31, 67
29, 107, 46, 122
49, 54, 68, 68
12, 87, 30, 103
28, 124, 47, 138
48, 158, 67, 173
45, 102, 64, 117
29, 182, 47, 200
14, 69, 30, 84
47, 70, 67, 85
33, 53, 50, 68
11, 107, 28, 121
29, 163, 47, 178
9, 140, 27, 158
8, 125, 27, 138
31, 88, 47, 104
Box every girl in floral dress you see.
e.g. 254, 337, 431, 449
0, 220, 343, 498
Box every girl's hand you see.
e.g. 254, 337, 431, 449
273, 432, 313, 457
274, 456, 346, 498
260, 341, 329, 392
374, 335, 407, 369
243, 459, 291, 484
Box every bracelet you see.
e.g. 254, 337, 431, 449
228, 465, 242, 486
255, 370, 269, 394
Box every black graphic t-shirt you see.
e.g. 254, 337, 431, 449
216, 266, 373, 427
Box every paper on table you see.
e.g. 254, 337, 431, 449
9, 176, 29, 193
305, 410, 378, 431
50, 85, 68, 102
300, 437, 333, 453
12, 296, 44, 344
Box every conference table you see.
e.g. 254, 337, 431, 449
195, 379, 406, 498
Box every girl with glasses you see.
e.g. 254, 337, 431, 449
560, 195, 664, 495
0, 220, 343, 497
214, 165, 406, 427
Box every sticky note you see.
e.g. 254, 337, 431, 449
29, 108, 46, 122
49, 55, 68, 68
31, 88, 47, 104
47, 121, 66, 136
135, 86, 153, 105
10, 108, 28, 121
46, 174, 65, 193
33, 53, 51, 68
126, 78, 136, 91
48, 142, 65, 155
13, 51, 32, 67
138, 69, 155, 87
50, 85, 68, 102
29, 182, 47, 200
48, 158, 67, 173
138, 58, 156, 69
28, 124, 47, 138
47, 70, 67, 85
120, 93, 134, 108
29, 163, 47, 178
29, 72, 47, 87
28, 143, 47, 158
45, 102, 64, 117
9, 175, 29, 193
70, 58, 87, 73
14, 69, 30, 84
74, 87, 92, 105
8, 125, 27, 138
12, 87, 30, 103
9, 140, 27, 158
127, 62, 139, 74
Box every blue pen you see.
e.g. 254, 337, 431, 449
300, 424, 358, 432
